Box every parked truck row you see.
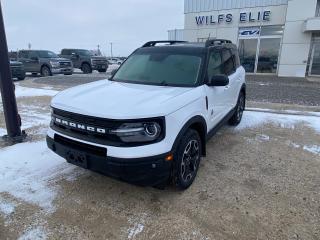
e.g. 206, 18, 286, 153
8, 49, 125, 80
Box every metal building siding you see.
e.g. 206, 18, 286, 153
184, 0, 288, 13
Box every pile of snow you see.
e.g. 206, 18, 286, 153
0, 86, 58, 100
236, 111, 320, 133
0, 141, 77, 212
18, 227, 47, 240
303, 145, 320, 156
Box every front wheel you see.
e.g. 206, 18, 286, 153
82, 63, 92, 74
41, 66, 52, 77
174, 129, 202, 190
229, 91, 245, 126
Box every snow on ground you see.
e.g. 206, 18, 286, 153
5, 85, 58, 98
0, 197, 16, 217
18, 227, 47, 240
236, 111, 320, 133
303, 145, 320, 156
0, 141, 78, 212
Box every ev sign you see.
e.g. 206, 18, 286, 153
195, 11, 271, 26
239, 28, 261, 38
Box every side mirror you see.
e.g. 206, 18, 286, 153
207, 74, 229, 87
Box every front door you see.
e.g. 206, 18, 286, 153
205, 50, 230, 131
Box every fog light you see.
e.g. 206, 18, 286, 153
165, 154, 174, 161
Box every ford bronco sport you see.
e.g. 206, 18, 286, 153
47, 39, 246, 189
60, 49, 109, 74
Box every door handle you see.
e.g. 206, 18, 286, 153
224, 86, 230, 90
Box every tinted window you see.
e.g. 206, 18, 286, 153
114, 53, 202, 87
29, 51, 38, 59
62, 49, 72, 55
207, 51, 223, 80
37, 51, 58, 58
19, 51, 29, 59
221, 49, 235, 75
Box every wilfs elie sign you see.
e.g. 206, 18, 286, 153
195, 11, 271, 25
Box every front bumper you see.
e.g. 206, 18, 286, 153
11, 69, 25, 79
46, 134, 172, 186
92, 64, 108, 70
51, 67, 73, 74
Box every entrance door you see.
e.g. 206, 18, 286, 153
310, 43, 320, 76
238, 39, 258, 73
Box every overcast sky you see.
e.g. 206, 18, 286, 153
2, 0, 184, 56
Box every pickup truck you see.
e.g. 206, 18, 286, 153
60, 49, 109, 74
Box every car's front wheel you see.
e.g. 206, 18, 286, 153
82, 63, 92, 74
41, 66, 52, 77
174, 129, 201, 190
229, 91, 245, 126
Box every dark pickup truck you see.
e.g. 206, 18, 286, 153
60, 49, 109, 74
17, 50, 73, 77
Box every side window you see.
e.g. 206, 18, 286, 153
62, 49, 71, 55
19, 51, 29, 59
28, 51, 38, 60
207, 51, 223, 81
221, 49, 235, 76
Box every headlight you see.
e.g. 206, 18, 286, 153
50, 61, 60, 68
110, 122, 162, 143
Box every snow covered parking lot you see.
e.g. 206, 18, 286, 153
0, 84, 320, 240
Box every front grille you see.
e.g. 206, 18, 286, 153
54, 134, 106, 157
92, 60, 107, 65
51, 108, 165, 147
59, 61, 71, 67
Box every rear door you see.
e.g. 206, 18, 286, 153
28, 51, 40, 72
18, 51, 32, 72
204, 49, 229, 131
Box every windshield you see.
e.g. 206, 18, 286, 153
77, 50, 92, 56
113, 52, 202, 87
37, 51, 58, 58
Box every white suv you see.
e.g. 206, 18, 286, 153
47, 40, 246, 189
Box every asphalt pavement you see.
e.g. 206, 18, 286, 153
19, 73, 320, 106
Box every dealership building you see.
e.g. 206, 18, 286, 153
168, 0, 320, 77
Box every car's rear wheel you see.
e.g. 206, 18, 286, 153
41, 66, 52, 77
229, 91, 245, 126
82, 63, 92, 74
174, 129, 201, 190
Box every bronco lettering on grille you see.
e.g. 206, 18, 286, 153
54, 117, 106, 134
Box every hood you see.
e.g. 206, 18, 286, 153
51, 80, 200, 119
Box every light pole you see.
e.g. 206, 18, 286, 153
110, 42, 113, 58
0, 1, 25, 143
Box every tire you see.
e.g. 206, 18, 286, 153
82, 63, 92, 74
229, 91, 245, 126
174, 129, 202, 190
17, 75, 25, 81
41, 66, 52, 77
98, 69, 107, 73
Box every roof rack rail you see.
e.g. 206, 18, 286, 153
205, 39, 232, 47
142, 41, 188, 48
